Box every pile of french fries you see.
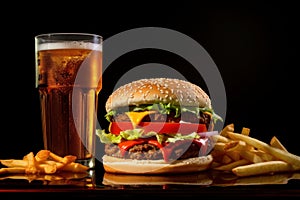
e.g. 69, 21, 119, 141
210, 124, 300, 177
0, 150, 89, 175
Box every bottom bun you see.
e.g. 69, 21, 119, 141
102, 154, 213, 174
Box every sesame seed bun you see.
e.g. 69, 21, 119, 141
105, 78, 212, 112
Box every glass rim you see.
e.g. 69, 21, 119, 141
35, 32, 103, 40
35, 33, 102, 51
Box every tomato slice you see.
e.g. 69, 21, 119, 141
109, 122, 207, 135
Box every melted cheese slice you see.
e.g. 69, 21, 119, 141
125, 111, 157, 128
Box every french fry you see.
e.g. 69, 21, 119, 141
239, 150, 263, 163
224, 140, 246, 152
62, 155, 77, 164
0, 150, 88, 175
221, 154, 233, 164
241, 127, 250, 136
49, 152, 77, 164
213, 142, 226, 151
213, 159, 250, 171
210, 149, 225, 157
35, 150, 50, 162
210, 150, 225, 163
36, 163, 57, 174
226, 151, 240, 161
232, 161, 293, 177
212, 134, 231, 143
250, 149, 275, 161
220, 123, 234, 137
0, 159, 28, 168
60, 162, 89, 173
270, 136, 288, 152
0, 159, 57, 174
24, 152, 38, 174
227, 132, 300, 169
0, 167, 26, 174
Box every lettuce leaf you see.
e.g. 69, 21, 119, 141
96, 128, 208, 145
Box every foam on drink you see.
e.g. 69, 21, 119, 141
37, 41, 102, 51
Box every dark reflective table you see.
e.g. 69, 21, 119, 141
1, 162, 300, 198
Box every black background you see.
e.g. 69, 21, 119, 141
1, 4, 298, 161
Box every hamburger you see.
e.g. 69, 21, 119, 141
96, 78, 222, 174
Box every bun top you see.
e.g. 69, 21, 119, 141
105, 78, 212, 112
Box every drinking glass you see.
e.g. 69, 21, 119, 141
35, 33, 102, 168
